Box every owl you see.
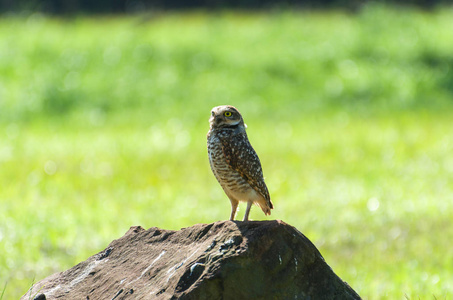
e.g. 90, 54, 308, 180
207, 105, 273, 221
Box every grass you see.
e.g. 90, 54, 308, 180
0, 283, 6, 300
1, 4, 453, 299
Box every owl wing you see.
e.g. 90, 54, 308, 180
221, 133, 272, 204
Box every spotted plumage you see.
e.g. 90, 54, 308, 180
207, 105, 273, 221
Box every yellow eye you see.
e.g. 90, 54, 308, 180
224, 111, 232, 117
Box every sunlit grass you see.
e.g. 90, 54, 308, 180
3, 111, 452, 299
1, 4, 453, 299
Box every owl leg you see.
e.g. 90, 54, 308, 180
229, 200, 238, 221
243, 201, 253, 221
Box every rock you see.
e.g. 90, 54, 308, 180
22, 220, 361, 300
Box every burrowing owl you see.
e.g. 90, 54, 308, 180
207, 105, 273, 221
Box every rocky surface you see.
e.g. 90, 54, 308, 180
22, 220, 361, 300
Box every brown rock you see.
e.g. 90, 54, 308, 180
22, 220, 361, 300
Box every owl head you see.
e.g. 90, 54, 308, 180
209, 105, 246, 130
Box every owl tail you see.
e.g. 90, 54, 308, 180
256, 199, 273, 216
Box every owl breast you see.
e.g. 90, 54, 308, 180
207, 131, 251, 196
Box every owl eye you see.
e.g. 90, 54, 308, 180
224, 111, 232, 117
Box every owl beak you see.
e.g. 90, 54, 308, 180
214, 115, 224, 125
209, 114, 222, 124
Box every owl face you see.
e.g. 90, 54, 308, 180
210, 105, 244, 129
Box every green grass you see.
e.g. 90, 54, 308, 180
1, 4, 453, 299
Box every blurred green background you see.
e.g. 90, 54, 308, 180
1, 3, 453, 299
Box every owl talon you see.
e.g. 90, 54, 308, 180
242, 201, 252, 221
229, 201, 238, 221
